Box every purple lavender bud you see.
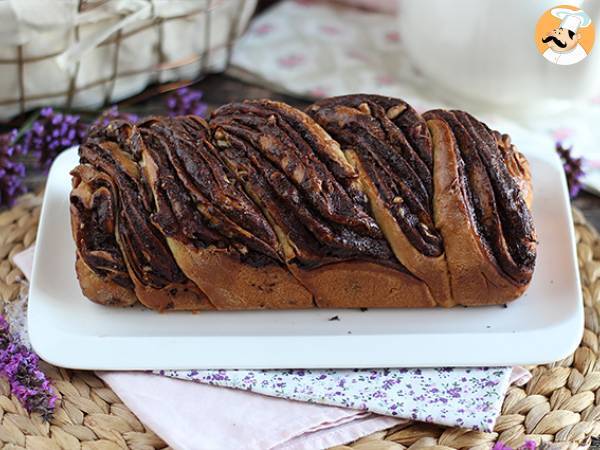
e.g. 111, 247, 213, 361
18, 108, 86, 171
0, 314, 57, 420
90, 106, 138, 132
491, 442, 512, 450
556, 142, 585, 199
0, 131, 27, 207
33, 123, 43, 135
520, 440, 537, 450
165, 87, 208, 118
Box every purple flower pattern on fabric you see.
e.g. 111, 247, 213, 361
158, 366, 513, 432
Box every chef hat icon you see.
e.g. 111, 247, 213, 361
551, 8, 592, 33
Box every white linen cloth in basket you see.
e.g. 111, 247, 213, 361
0, 0, 256, 119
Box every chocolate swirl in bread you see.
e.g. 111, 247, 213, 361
70, 164, 137, 307
136, 115, 313, 309
306, 96, 438, 252
72, 120, 213, 311
211, 100, 435, 307
423, 110, 535, 284
306, 95, 453, 306
70, 95, 537, 310
211, 100, 389, 262
424, 112, 536, 305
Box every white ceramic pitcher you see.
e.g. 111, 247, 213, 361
396, 0, 600, 115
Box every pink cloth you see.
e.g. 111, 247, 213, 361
100, 372, 402, 450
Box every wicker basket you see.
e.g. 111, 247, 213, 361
0, 0, 257, 120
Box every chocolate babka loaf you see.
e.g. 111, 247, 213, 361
70, 95, 537, 311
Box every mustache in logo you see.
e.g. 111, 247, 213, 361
542, 35, 567, 48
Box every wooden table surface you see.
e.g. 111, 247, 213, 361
192, 73, 600, 231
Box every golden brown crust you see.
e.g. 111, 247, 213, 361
345, 149, 454, 307
168, 239, 314, 309
428, 119, 527, 306
123, 270, 214, 312
289, 260, 435, 308
74, 255, 138, 307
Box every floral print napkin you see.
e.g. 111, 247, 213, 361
158, 367, 530, 431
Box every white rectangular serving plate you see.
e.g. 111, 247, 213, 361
28, 146, 583, 369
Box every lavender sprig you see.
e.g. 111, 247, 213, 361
166, 87, 208, 117
0, 130, 27, 208
0, 315, 57, 420
556, 143, 585, 199
521, 441, 537, 450
91, 106, 139, 129
492, 440, 537, 450
19, 107, 87, 171
0, 89, 206, 206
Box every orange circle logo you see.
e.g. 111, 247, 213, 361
535, 5, 595, 65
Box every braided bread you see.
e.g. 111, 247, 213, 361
69, 95, 537, 311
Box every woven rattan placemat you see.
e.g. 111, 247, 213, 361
0, 193, 599, 450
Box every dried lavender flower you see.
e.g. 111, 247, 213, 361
166, 87, 208, 117
0, 315, 57, 420
521, 440, 537, 450
20, 107, 87, 171
490, 439, 537, 450
0, 315, 9, 348
91, 106, 139, 130
1, 130, 19, 157
0, 130, 27, 207
491, 442, 513, 450
556, 143, 585, 199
